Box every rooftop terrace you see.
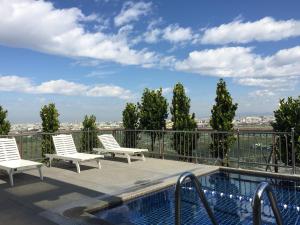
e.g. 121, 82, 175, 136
0, 157, 218, 225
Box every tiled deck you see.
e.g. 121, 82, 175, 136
0, 157, 218, 225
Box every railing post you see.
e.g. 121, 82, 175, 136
237, 129, 240, 168
20, 132, 23, 158
162, 128, 165, 159
292, 128, 295, 174
134, 129, 137, 148
195, 129, 198, 164
272, 133, 277, 173
88, 128, 90, 152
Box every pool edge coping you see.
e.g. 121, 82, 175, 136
84, 166, 219, 214
81, 166, 300, 224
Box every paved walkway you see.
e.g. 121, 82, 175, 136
0, 157, 218, 225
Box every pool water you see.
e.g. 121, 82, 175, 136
94, 172, 300, 225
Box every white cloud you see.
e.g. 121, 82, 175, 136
175, 46, 300, 95
86, 85, 132, 99
201, 17, 300, 44
34, 80, 87, 95
144, 28, 161, 43
159, 56, 177, 68
0, 75, 32, 92
176, 46, 300, 78
249, 89, 276, 97
0, 75, 133, 99
85, 70, 116, 78
0, 0, 157, 66
235, 77, 297, 89
175, 47, 256, 77
143, 24, 194, 44
114, 1, 151, 27
162, 24, 194, 43
161, 87, 172, 95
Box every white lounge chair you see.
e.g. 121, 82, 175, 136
95, 134, 148, 164
46, 134, 104, 173
0, 138, 43, 186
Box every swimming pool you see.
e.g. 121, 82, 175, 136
93, 172, 300, 225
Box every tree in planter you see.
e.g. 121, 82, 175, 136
138, 88, 168, 152
122, 103, 139, 148
170, 83, 197, 161
40, 103, 60, 157
271, 96, 300, 166
80, 115, 99, 152
0, 105, 11, 135
209, 79, 238, 166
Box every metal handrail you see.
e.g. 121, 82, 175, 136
175, 172, 218, 225
252, 182, 284, 225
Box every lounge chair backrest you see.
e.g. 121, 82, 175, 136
52, 134, 77, 155
0, 138, 21, 162
99, 134, 121, 150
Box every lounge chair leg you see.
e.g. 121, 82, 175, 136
141, 153, 146, 161
126, 154, 131, 164
49, 157, 52, 167
8, 169, 14, 187
38, 166, 43, 181
97, 159, 101, 169
75, 161, 81, 173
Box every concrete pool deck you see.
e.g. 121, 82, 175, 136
0, 157, 218, 225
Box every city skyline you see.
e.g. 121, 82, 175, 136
0, 0, 300, 123
10, 115, 275, 133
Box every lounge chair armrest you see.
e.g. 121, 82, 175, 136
119, 147, 148, 152
45, 154, 56, 158
93, 148, 106, 152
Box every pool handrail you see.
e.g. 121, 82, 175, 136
175, 172, 218, 225
252, 182, 284, 225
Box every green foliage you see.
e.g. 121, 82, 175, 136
122, 103, 139, 147
40, 103, 60, 157
209, 79, 238, 165
138, 88, 168, 130
123, 103, 139, 129
138, 88, 168, 151
40, 103, 60, 133
81, 115, 99, 152
271, 96, 300, 164
0, 105, 11, 135
170, 83, 197, 160
0, 105, 10, 135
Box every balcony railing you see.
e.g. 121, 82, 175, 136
0, 128, 297, 174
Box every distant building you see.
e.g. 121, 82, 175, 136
8, 115, 275, 134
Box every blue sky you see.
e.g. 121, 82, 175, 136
0, 0, 299, 123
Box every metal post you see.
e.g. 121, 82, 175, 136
292, 128, 295, 174
237, 129, 240, 168
272, 134, 276, 173
20, 132, 23, 158
134, 129, 137, 148
162, 128, 165, 159
87, 128, 90, 152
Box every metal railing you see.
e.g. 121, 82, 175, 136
109, 128, 297, 174
1, 128, 298, 174
175, 172, 218, 225
252, 182, 284, 225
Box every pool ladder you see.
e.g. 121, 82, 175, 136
175, 173, 284, 225
175, 172, 218, 225
252, 182, 284, 225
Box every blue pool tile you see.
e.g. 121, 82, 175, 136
94, 172, 300, 225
